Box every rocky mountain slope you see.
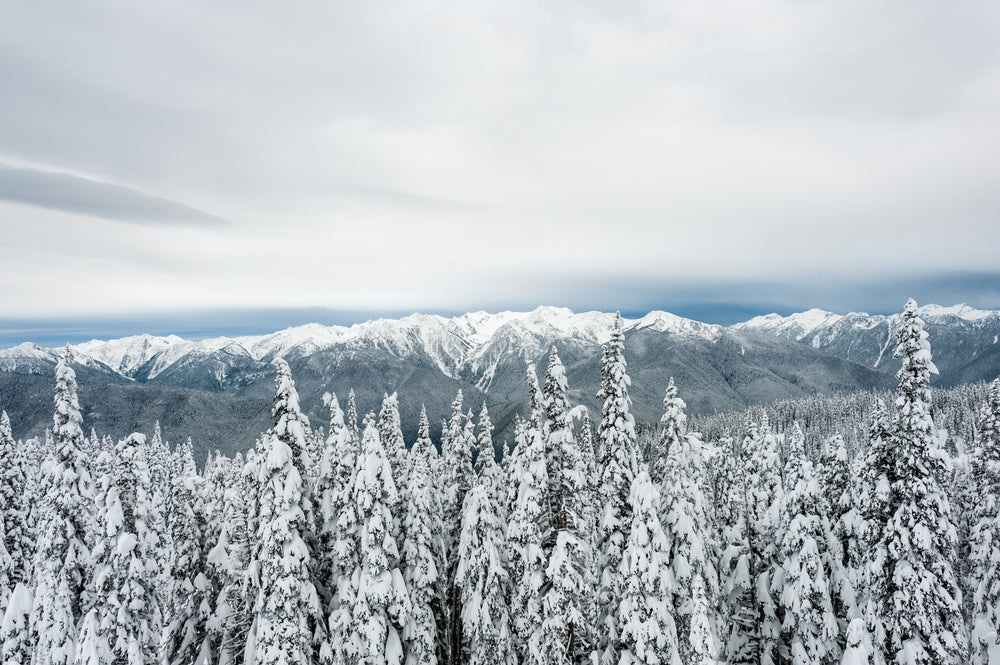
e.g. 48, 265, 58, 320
8, 304, 986, 458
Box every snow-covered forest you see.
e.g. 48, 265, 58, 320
1, 299, 998, 665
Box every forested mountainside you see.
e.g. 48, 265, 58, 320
1, 300, 998, 665
11, 302, 995, 458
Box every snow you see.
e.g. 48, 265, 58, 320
732, 308, 843, 341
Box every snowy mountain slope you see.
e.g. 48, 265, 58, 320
6, 304, 989, 454
733, 303, 1000, 385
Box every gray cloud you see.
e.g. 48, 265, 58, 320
0, 164, 227, 228
0, 0, 998, 318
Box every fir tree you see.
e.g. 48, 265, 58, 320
779, 454, 839, 665
870, 299, 967, 665
456, 481, 516, 665
617, 470, 681, 665
0, 412, 30, 610
507, 390, 548, 664
254, 361, 319, 665
817, 435, 861, 636
968, 378, 1000, 665
648, 378, 686, 481
210, 451, 261, 665
352, 419, 411, 665
400, 411, 442, 665
84, 433, 163, 665
441, 391, 473, 665
594, 314, 641, 665
31, 347, 93, 665
1, 583, 33, 665
162, 444, 214, 665
539, 347, 591, 664
656, 382, 719, 665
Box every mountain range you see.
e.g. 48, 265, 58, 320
2, 304, 997, 460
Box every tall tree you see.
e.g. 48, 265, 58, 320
968, 378, 1000, 665
401, 412, 443, 665
352, 419, 411, 665
539, 347, 591, 664
0, 411, 30, 611
594, 314, 640, 665
778, 453, 839, 665
82, 433, 163, 665
656, 381, 720, 665
456, 480, 516, 665
870, 299, 967, 665
30, 347, 93, 665
508, 382, 548, 665
254, 363, 319, 665
617, 470, 681, 665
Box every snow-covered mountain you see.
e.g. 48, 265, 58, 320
0, 306, 723, 391
9, 303, 995, 457
733, 303, 1000, 384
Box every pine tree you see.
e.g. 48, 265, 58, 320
401, 410, 442, 665
326, 396, 364, 665
656, 382, 719, 665
162, 444, 214, 665
870, 299, 967, 665
456, 480, 516, 665
378, 393, 409, 525
1, 583, 33, 665
648, 378, 686, 481
507, 386, 548, 664
474, 405, 494, 475
254, 361, 320, 665
0, 412, 30, 611
617, 470, 681, 665
210, 451, 261, 665
441, 391, 473, 665
968, 378, 1000, 665
30, 347, 93, 665
817, 435, 861, 635
539, 347, 591, 665
778, 453, 839, 665
594, 314, 641, 665
84, 433, 163, 665
352, 419, 411, 665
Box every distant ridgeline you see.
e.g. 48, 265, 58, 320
1, 303, 998, 461
1, 301, 998, 665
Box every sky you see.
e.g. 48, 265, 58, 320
2, 0, 999, 344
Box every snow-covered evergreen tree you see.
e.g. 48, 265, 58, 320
456, 480, 516, 665
507, 383, 548, 664
648, 378, 686, 481
84, 433, 162, 665
968, 378, 1000, 665
31, 347, 93, 665
656, 382, 719, 665
210, 450, 261, 665
352, 419, 411, 665
326, 395, 364, 665
1, 583, 33, 665
869, 299, 967, 665
817, 435, 861, 636
539, 347, 591, 664
594, 314, 641, 665
0, 411, 29, 612
779, 453, 839, 665
441, 391, 474, 665
254, 361, 319, 665
162, 443, 214, 665
401, 411, 443, 665
378, 393, 409, 529
617, 470, 680, 665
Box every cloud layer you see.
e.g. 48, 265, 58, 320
1, 0, 998, 317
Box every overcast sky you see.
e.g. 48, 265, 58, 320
2, 0, 999, 340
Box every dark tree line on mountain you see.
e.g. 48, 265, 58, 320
1, 301, 998, 665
